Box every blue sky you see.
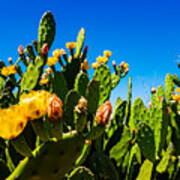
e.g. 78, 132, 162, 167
0, 0, 180, 105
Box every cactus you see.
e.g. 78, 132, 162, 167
67, 166, 95, 180
88, 152, 119, 180
136, 159, 153, 180
93, 64, 111, 106
75, 28, 85, 58
38, 11, 56, 51
74, 72, 89, 97
137, 123, 155, 162
1, 10, 180, 180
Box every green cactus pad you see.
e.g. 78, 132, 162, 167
20, 56, 44, 93
137, 123, 155, 162
126, 143, 141, 178
74, 107, 87, 133
109, 126, 132, 166
86, 125, 105, 140
52, 71, 68, 103
74, 72, 89, 97
93, 64, 111, 106
86, 80, 100, 114
136, 159, 153, 180
112, 98, 127, 126
64, 90, 81, 126
156, 85, 165, 98
156, 143, 173, 174
165, 73, 176, 102
67, 166, 95, 180
125, 77, 132, 125
88, 152, 119, 180
30, 118, 49, 142
63, 59, 81, 90
25, 44, 36, 61
38, 11, 56, 50
75, 143, 91, 166
151, 98, 169, 156
10, 134, 32, 157
111, 73, 121, 89
75, 28, 85, 58
7, 131, 84, 180
128, 97, 146, 130
0, 159, 10, 180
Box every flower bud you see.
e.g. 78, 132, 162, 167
41, 43, 49, 56
151, 87, 156, 93
18, 45, 24, 55
112, 60, 116, 66
48, 94, 63, 120
75, 97, 87, 113
95, 101, 112, 126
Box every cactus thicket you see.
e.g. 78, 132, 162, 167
0, 11, 179, 180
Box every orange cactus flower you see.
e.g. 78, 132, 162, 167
81, 59, 90, 71
47, 94, 63, 120
66, 42, 76, 50
95, 101, 112, 126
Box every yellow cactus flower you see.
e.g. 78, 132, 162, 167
66, 42, 76, 50
46, 57, 59, 67
8, 65, 17, 74
0, 105, 28, 140
1, 65, 17, 76
53, 49, 62, 58
103, 50, 112, 58
123, 63, 129, 69
92, 62, 99, 69
96, 56, 108, 64
81, 59, 90, 70
175, 87, 180, 93
20, 90, 50, 120
172, 94, 180, 102
40, 78, 49, 85
1, 67, 9, 76
96, 56, 103, 63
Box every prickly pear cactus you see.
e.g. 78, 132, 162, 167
0, 11, 129, 180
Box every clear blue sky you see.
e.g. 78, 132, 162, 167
0, 0, 180, 105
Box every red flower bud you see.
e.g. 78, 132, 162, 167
18, 45, 24, 55
47, 94, 63, 120
95, 101, 112, 126
84, 46, 88, 53
41, 43, 49, 56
